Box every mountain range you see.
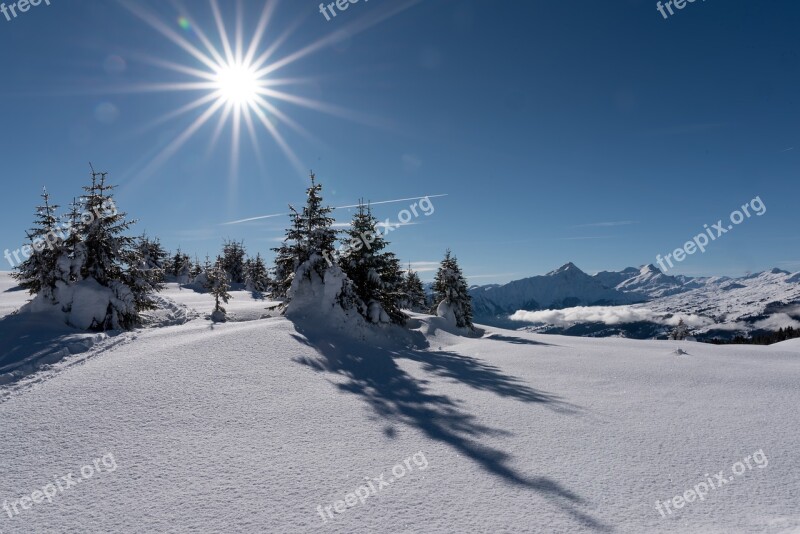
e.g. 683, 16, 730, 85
469, 263, 800, 339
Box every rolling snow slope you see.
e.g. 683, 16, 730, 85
0, 281, 799, 533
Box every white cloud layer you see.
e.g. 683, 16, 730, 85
509, 306, 713, 328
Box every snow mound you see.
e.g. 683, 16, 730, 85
18, 277, 133, 331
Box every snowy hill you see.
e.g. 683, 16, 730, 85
592, 264, 707, 299
469, 262, 642, 319
1, 277, 799, 533
639, 268, 800, 337
611, 264, 705, 299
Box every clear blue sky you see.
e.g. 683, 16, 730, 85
1, 0, 798, 283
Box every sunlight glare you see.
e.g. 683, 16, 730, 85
214, 63, 259, 106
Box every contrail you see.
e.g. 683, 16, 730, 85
222, 194, 448, 225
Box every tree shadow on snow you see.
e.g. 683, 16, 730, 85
291, 325, 609, 531
482, 332, 559, 347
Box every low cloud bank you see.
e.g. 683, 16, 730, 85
509, 306, 713, 328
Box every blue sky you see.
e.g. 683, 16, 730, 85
1, 0, 798, 283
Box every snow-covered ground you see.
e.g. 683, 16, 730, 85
1, 274, 799, 533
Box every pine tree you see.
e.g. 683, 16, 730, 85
81, 169, 131, 286
671, 318, 690, 340
402, 265, 428, 312
136, 234, 169, 283
55, 197, 87, 285
432, 249, 474, 329
12, 188, 61, 300
272, 172, 337, 301
170, 248, 191, 278
221, 240, 247, 284
244, 253, 270, 294
338, 202, 406, 324
15, 168, 162, 330
79, 167, 161, 328
189, 255, 203, 281
207, 256, 231, 322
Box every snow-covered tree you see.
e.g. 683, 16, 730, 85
170, 249, 190, 278
221, 240, 247, 285
55, 197, 86, 286
16, 168, 162, 330
339, 202, 406, 324
401, 265, 428, 313
80, 169, 162, 328
670, 318, 691, 340
244, 253, 270, 294
207, 256, 231, 322
136, 234, 169, 283
12, 188, 61, 301
432, 249, 474, 329
189, 255, 203, 281
272, 172, 337, 302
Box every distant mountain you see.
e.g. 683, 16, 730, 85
640, 268, 800, 337
469, 262, 642, 317
469, 263, 800, 340
594, 264, 706, 299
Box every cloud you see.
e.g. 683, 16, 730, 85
754, 314, 800, 331
509, 306, 713, 328
465, 273, 518, 280
410, 261, 439, 273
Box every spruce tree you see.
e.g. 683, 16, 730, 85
207, 256, 231, 322
272, 172, 337, 301
12, 188, 61, 300
170, 248, 190, 278
221, 240, 247, 284
55, 197, 87, 285
339, 202, 406, 324
189, 255, 203, 281
14, 168, 162, 330
136, 234, 169, 283
81, 170, 130, 285
402, 265, 428, 312
671, 318, 690, 340
244, 253, 270, 294
79, 168, 161, 328
271, 206, 303, 299
432, 249, 474, 329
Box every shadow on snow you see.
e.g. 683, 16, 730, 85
291, 324, 609, 531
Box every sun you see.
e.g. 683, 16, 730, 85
114, 0, 423, 185
213, 63, 259, 107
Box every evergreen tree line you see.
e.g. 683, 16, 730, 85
704, 326, 800, 346
14, 170, 474, 330
270, 173, 474, 328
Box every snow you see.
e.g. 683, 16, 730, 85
1, 272, 799, 532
